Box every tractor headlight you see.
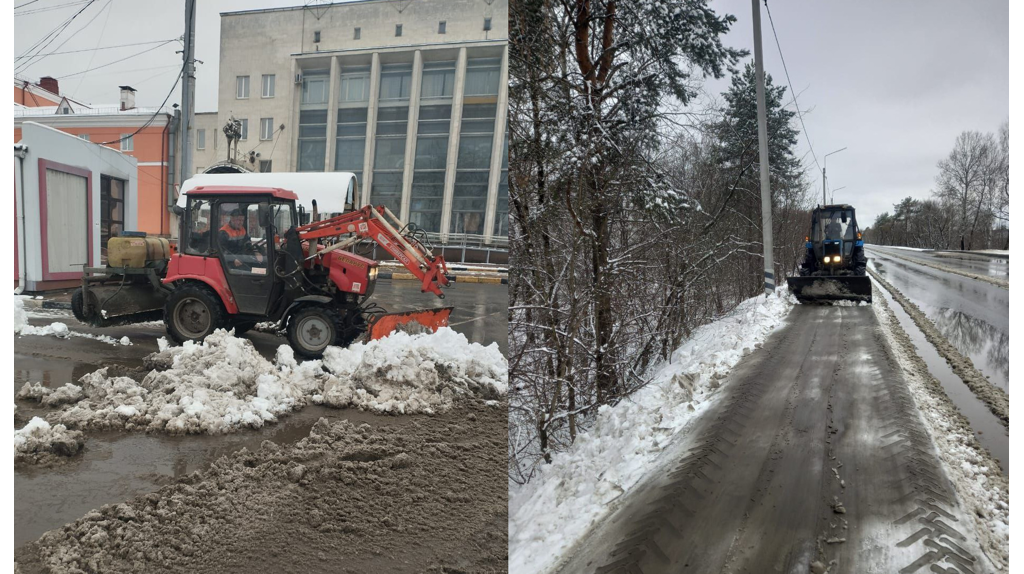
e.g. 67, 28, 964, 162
835, 256, 841, 263
823, 256, 831, 263
369, 266, 378, 282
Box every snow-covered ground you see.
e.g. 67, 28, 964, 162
26, 327, 505, 437
508, 288, 796, 574
14, 297, 131, 347
870, 245, 932, 252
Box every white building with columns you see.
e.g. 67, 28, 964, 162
193, 0, 508, 247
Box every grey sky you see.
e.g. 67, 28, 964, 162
702, 0, 1009, 227
13, 0, 306, 112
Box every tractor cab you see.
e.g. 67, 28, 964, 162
809, 205, 860, 266
175, 186, 302, 318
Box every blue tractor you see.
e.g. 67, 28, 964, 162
786, 204, 871, 303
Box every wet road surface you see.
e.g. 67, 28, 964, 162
868, 246, 1009, 280
14, 280, 507, 547
866, 247, 1008, 393
555, 305, 989, 574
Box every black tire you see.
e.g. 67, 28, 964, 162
287, 305, 347, 360
71, 288, 88, 324
164, 283, 227, 344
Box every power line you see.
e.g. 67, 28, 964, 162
763, 0, 820, 174
94, 60, 184, 147
17, 38, 175, 57
56, 40, 177, 79
15, 0, 97, 73
16, 0, 91, 16
72, 0, 115, 97
21, 0, 113, 74
14, 0, 42, 9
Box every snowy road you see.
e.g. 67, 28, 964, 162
553, 304, 997, 574
866, 247, 1008, 393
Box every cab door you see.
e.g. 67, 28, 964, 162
215, 200, 274, 315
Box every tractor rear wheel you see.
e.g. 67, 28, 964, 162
164, 283, 226, 343
287, 305, 346, 360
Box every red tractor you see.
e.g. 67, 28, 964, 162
72, 185, 454, 358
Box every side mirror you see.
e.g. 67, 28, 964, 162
258, 204, 272, 228
171, 205, 185, 217
841, 212, 848, 223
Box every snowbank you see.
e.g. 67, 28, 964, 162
15, 297, 131, 347
41, 328, 506, 435
508, 288, 795, 574
14, 416, 84, 463
316, 327, 507, 414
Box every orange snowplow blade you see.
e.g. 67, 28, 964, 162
365, 306, 454, 340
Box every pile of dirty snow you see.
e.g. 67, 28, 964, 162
39, 328, 506, 435
14, 416, 84, 464
509, 287, 796, 574
15, 296, 131, 346
315, 327, 507, 414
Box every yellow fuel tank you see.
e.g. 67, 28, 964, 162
106, 236, 171, 268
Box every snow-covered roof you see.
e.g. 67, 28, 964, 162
13, 105, 168, 117
178, 172, 358, 214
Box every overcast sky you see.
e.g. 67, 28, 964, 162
13, 1, 1009, 226
702, 0, 1009, 226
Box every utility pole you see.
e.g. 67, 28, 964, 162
179, 0, 197, 185
751, 0, 774, 295
823, 147, 846, 206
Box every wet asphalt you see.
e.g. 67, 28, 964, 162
868, 245, 1009, 279
14, 280, 507, 547
866, 247, 1008, 392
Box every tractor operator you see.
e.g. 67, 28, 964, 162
219, 208, 264, 271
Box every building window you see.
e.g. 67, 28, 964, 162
260, 118, 274, 141
410, 104, 451, 233
484, 17, 492, 31
100, 176, 125, 263
236, 75, 250, 99
451, 103, 496, 235
438, 21, 446, 34
379, 63, 412, 101
464, 57, 501, 96
301, 74, 329, 105
354, 27, 361, 40
196, 129, 206, 150
421, 60, 456, 99
239, 119, 248, 140
78, 134, 90, 141
262, 74, 275, 98
314, 30, 321, 43
335, 107, 367, 183
339, 67, 370, 103
371, 105, 409, 215
120, 134, 133, 152
259, 160, 273, 173
395, 24, 402, 37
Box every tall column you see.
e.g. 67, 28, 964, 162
483, 46, 509, 244
399, 50, 423, 223
440, 47, 468, 243
324, 56, 340, 171
288, 59, 302, 171
361, 52, 381, 206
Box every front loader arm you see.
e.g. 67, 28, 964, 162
296, 205, 452, 298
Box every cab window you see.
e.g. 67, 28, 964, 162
217, 201, 269, 275
185, 199, 212, 256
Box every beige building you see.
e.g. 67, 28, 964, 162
193, 0, 508, 245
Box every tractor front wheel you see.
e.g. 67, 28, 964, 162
164, 284, 226, 343
287, 305, 346, 360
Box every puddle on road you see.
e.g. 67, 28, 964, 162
870, 256, 1009, 393
871, 277, 1008, 475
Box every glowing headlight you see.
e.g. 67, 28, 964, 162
834, 256, 841, 263
823, 256, 831, 263
369, 266, 379, 281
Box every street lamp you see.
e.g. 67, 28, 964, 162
823, 147, 847, 205
830, 186, 847, 204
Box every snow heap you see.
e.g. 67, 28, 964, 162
14, 296, 131, 346
14, 416, 84, 462
17, 382, 84, 407
39, 328, 506, 435
316, 327, 507, 414
509, 288, 796, 574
